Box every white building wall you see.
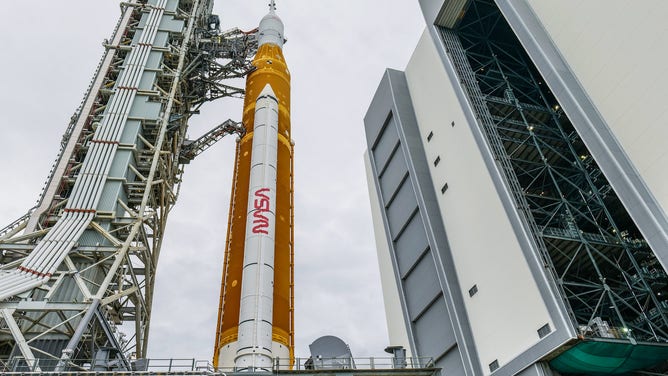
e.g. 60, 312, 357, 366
364, 152, 413, 358
525, 0, 668, 226
403, 30, 554, 375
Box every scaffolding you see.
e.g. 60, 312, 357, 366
0, 0, 256, 371
439, 0, 668, 343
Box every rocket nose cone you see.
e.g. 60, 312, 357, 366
258, 84, 277, 100
258, 11, 284, 48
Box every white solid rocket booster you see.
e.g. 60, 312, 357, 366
235, 84, 279, 371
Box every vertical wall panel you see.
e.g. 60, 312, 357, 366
414, 297, 455, 357
394, 213, 429, 276
372, 115, 400, 173
379, 146, 409, 202
386, 179, 419, 236
403, 253, 441, 319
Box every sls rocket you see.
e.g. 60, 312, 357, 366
213, 1, 293, 371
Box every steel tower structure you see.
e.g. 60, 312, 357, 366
0, 0, 258, 371
438, 0, 668, 343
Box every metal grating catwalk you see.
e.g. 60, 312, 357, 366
439, 0, 668, 351
0, 0, 257, 372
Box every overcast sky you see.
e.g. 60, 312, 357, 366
0, 0, 424, 362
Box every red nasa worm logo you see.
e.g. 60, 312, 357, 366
252, 188, 271, 234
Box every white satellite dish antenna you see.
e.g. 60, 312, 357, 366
307, 335, 355, 369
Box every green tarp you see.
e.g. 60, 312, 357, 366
550, 340, 668, 375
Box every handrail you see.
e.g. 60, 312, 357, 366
0, 207, 36, 241
1, 356, 435, 373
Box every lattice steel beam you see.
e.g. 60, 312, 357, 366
442, 0, 668, 342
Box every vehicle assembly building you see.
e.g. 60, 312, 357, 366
365, 0, 668, 375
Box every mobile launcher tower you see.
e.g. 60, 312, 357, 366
0, 0, 293, 372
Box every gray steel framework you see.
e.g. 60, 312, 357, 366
0, 0, 256, 372
438, 0, 668, 343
